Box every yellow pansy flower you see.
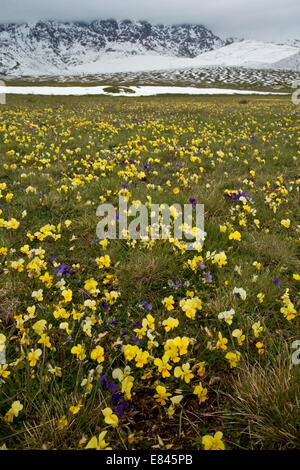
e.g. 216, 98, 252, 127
202, 431, 225, 450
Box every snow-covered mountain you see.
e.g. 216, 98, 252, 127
0, 19, 224, 76
273, 51, 300, 71
185, 40, 300, 69
278, 39, 300, 48
65, 40, 300, 75
0, 20, 299, 78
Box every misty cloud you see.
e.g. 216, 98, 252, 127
1, 0, 299, 41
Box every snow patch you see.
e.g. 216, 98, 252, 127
0, 85, 288, 96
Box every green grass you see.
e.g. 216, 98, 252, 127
0, 94, 299, 450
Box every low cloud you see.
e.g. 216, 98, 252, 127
1, 0, 299, 41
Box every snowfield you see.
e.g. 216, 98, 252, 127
273, 51, 300, 71
0, 85, 288, 96
67, 53, 189, 75
188, 40, 299, 68
30, 40, 300, 76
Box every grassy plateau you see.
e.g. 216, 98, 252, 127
0, 94, 299, 450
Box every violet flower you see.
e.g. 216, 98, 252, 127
115, 401, 127, 418
54, 264, 71, 277
141, 301, 153, 310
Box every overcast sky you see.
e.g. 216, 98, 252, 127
1, 0, 299, 41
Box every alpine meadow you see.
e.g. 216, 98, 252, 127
0, 0, 300, 454
0, 94, 299, 450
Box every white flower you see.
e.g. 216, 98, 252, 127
56, 279, 66, 289
218, 308, 235, 324
233, 287, 247, 300
234, 265, 242, 275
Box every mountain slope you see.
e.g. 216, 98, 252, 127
186, 40, 300, 68
278, 39, 300, 48
0, 21, 299, 78
0, 19, 224, 76
66, 40, 300, 76
273, 51, 300, 71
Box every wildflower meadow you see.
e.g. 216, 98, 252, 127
0, 94, 299, 450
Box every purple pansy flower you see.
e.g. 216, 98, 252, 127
204, 272, 213, 283
115, 401, 128, 418
141, 301, 153, 310
112, 393, 123, 406
54, 264, 71, 277
225, 191, 252, 202
101, 302, 109, 311
131, 336, 139, 344
99, 375, 117, 393
274, 277, 281, 288
188, 198, 197, 208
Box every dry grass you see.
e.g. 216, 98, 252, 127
228, 341, 300, 449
